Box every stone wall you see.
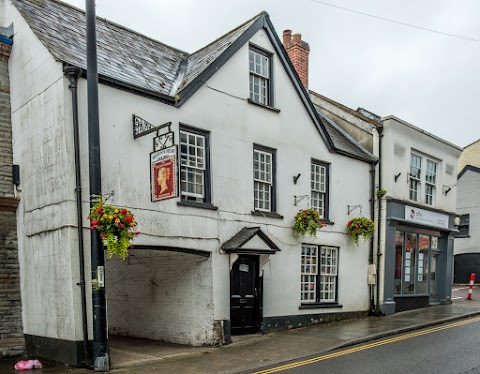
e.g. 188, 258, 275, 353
0, 37, 24, 357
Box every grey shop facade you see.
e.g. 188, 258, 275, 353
382, 199, 457, 315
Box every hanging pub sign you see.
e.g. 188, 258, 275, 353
151, 146, 178, 201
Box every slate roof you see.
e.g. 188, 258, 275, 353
317, 109, 377, 162
12, 0, 376, 163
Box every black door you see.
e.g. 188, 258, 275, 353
230, 256, 260, 335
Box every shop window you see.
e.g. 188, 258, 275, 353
394, 232, 404, 294
394, 229, 439, 296
404, 233, 417, 294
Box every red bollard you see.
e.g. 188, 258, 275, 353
467, 273, 476, 300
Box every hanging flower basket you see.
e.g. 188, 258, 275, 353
292, 208, 326, 238
88, 199, 140, 260
346, 217, 374, 245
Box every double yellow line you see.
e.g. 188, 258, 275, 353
252, 316, 480, 373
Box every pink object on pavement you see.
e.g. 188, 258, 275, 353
14, 359, 42, 370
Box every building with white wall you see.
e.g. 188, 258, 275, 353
4, 0, 377, 366
378, 116, 461, 314
454, 144, 480, 283
283, 28, 462, 315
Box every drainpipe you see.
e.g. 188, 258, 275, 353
369, 161, 376, 314
64, 65, 90, 367
375, 126, 384, 315
86, 0, 109, 371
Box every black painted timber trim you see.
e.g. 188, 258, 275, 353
24, 334, 91, 367
130, 245, 211, 257
263, 310, 367, 333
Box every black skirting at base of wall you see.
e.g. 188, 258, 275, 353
262, 310, 368, 333
24, 334, 91, 367
454, 253, 480, 284
394, 296, 429, 313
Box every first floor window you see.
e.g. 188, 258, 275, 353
458, 214, 470, 237
179, 126, 210, 203
301, 245, 338, 303
311, 160, 329, 219
253, 146, 275, 211
409, 153, 422, 201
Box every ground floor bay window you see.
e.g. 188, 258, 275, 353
301, 245, 339, 305
394, 230, 440, 300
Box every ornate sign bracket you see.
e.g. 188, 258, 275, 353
133, 114, 171, 139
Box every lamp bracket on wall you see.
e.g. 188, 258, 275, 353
443, 185, 452, 196
293, 173, 301, 184
394, 172, 402, 182
294, 195, 309, 206
347, 204, 362, 215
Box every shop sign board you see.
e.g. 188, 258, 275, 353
405, 205, 449, 229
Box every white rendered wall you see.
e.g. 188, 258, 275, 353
382, 117, 461, 213
10, 13, 374, 347
72, 27, 373, 332
455, 170, 480, 255
6, 2, 85, 343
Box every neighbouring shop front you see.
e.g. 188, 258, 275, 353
383, 200, 456, 314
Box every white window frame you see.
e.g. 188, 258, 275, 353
409, 152, 439, 206
253, 148, 273, 211
425, 160, 437, 206
180, 130, 206, 201
301, 245, 338, 304
249, 48, 271, 105
409, 153, 422, 202
311, 162, 327, 218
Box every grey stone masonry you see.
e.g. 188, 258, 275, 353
0, 38, 24, 358
0, 41, 13, 197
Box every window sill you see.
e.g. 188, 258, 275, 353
299, 303, 343, 309
456, 235, 470, 238
247, 98, 281, 113
322, 220, 334, 226
251, 210, 284, 219
177, 201, 218, 211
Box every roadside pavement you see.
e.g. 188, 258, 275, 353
1, 286, 479, 374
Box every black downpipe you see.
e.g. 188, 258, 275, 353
86, 0, 108, 371
65, 65, 90, 367
369, 161, 376, 315
375, 126, 384, 315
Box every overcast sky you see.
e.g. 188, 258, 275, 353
63, 0, 480, 148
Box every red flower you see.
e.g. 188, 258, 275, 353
121, 209, 128, 216
96, 208, 103, 213
118, 224, 124, 229
126, 216, 133, 223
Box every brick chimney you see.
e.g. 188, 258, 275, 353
283, 29, 310, 89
